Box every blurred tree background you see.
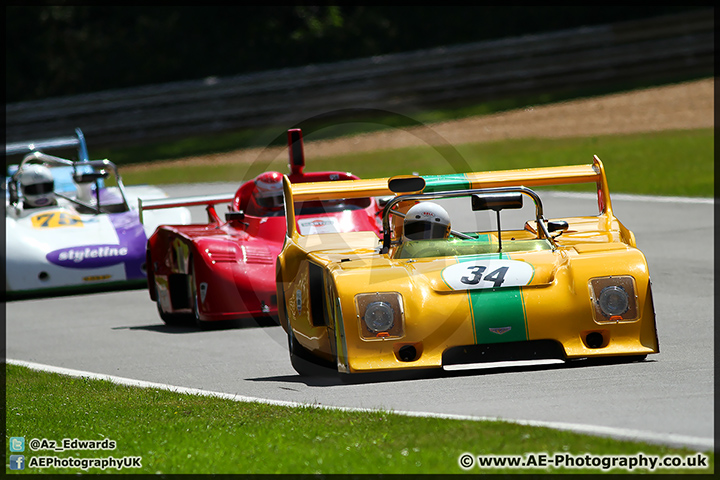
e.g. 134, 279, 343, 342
6, 6, 703, 103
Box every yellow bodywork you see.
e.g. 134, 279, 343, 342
277, 157, 659, 374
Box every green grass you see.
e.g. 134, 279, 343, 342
5, 364, 713, 475
120, 128, 713, 198
87, 75, 709, 167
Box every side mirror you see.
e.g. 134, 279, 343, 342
74, 171, 108, 183
548, 220, 569, 233
225, 211, 245, 222
471, 192, 523, 211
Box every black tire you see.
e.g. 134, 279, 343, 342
287, 326, 336, 377
156, 298, 188, 326
189, 260, 211, 329
154, 281, 190, 326
191, 283, 205, 328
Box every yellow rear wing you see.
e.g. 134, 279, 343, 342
283, 155, 613, 239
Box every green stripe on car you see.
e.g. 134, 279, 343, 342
421, 174, 470, 193
457, 252, 529, 344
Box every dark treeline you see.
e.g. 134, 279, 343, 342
6, 6, 703, 103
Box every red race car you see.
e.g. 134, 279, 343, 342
140, 129, 382, 326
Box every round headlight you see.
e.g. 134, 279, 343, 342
364, 301, 394, 332
598, 286, 629, 317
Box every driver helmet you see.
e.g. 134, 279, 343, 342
403, 202, 451, 241
19, 164, 56, 208
252, 171, 284, 210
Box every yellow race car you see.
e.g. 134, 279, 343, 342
276, 156, 659, 376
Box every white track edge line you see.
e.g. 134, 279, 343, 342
7, 359, 714, 452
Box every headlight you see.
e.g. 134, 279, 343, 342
364, 301, 394, 332
598, 286, 629, 317
589, 276, 638, 323
355, 292, 404, 339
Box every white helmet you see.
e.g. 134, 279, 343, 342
253, 171, 284, 210
19, 164, 56, 208
403, 202, 451, 241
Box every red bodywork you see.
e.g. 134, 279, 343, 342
145, 129, 382, 324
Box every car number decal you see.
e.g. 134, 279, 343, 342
441, 259, 534, 290
31, 211, 83, 228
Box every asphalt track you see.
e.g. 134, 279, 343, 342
6, 183, 714, 452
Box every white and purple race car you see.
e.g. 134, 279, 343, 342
5, 129, 191, 298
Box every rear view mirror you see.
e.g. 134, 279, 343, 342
471, 192, 524, 253
471, 192, 523, 211
376, 196, 393, 208
74, 171, 108, 183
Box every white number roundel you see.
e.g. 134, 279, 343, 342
441, 259, 534, 290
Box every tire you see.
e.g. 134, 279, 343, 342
287, 326, 336, 377
153, 279, 190, 326
189, 260, 210, 329
156, 298, 187, 326
192, 283, 205, 328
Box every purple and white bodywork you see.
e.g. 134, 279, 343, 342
5, 145, 191, 298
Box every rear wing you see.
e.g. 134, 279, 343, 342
138, 193, 234, 224
283, 156, 613, 239
138, 128, 314, 225
6, 128, 91, 194
5, 127, 89, 162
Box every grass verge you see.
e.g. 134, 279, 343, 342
86, 76, 710, 167
5, 364, 714, 475
120, 128, 713, 198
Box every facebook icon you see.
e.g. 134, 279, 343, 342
9, 455, 25, 470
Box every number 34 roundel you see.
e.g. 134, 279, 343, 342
441, 259, 534, 290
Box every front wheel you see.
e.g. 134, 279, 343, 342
189, 260, 211, 329
287, 326, 336, 377
156, 298, 187, 326
154, 281, 189, 326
